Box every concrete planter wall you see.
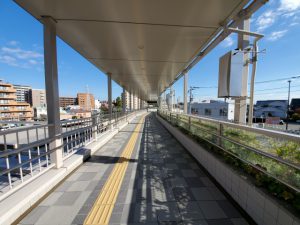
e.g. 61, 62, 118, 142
157, 116, 300, 225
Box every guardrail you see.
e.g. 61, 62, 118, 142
158, 110, 300, 193
0, 110, 141, 196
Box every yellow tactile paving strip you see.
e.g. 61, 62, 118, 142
84, 115, 145, 225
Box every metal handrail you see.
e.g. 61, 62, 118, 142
185, 112, 300, 143
158, 110, 300, 192
0, 109, 143, 194
186, 119, 300, 171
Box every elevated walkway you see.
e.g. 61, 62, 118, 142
15, 113, 249, 225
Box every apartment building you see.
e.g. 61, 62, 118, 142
59, 97, 77, 108
77, 93, 95, 111
13, 84, 31, 103
0, 80, 32, 121
121, 91, 142, 110
122, 90, 130, 110
30, 89, 46, 107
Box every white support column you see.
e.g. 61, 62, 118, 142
170, 86, 173, 112
107, 73, 112, 129
122, 88, 126, 114
43, 16, 63, 169
183, 72, 188, 114
234, 19, 250, 124
129, 93, 132, 111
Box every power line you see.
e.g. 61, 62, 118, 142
251, 85, 298, 92
254, 89, 300, 95
253, 75, 300, 84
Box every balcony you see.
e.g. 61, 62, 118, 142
0, 89, 16, 93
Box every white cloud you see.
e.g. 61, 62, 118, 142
256, 10, 276, 31
8, 40, 19, 46
289, 22, 299, 26
0, 55, 18, 66
267, 30, 288, 41
1, 47, 43, 59
0, 45, 43, 69
279, 0, 300, 12
28, 59, 38, 65
222, 36, 234, 48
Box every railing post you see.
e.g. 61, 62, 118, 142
217, 123, 223, 146
188, 116, 191, 132
43, 16, 63, 169
92, 114, 98, 141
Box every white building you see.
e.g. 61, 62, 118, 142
190, 100, 234, 121
254, 100, 287, 119
121, 91, 141, 110
13, 84, 31, 103
94, 99, 101, 109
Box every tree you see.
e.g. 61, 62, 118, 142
115, 96, 122, 108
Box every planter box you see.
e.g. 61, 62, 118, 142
157, 115, 300, 225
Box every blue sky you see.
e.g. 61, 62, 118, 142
0, 0, 300, 102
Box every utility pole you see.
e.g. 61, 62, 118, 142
286, 80, 291, 130
189, 86, 199, 114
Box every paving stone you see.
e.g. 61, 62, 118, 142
39, 192, 64, 206
72, 214, 87, 224
54, 191, 81, 205
197, 201, 227, 219
217, 200, 241, 218
77, 172, 97, 181
67, 181, 90, 192
156, 202, 181, 222
18, 206, 48, 224
181, 169, 198, 177
207, 187, 226, 200
35, 206, 78, 224
207, 219, 234, 225
178, 220, 208, 225
177, 201, 205, 221
172, 187, 196, 202
185, 177, 205, 187
231, 218, 249, 225
191, 188, 214, 200
55, 180, 73, 191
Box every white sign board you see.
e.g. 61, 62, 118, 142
218, 51, 245, 98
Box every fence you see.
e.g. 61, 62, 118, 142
158, 110, 300, 192
0, 110, 140, 196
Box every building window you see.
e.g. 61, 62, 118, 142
219, 108, 228, 116
0, 106, 9, 110
204, 109, 211, 116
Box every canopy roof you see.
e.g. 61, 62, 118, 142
15, 0, 253, 101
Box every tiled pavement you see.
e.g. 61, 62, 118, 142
17, 113, 251, 225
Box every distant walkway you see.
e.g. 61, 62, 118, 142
16, 113, 250, 225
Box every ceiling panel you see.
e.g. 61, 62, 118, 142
14, 0, 250, 100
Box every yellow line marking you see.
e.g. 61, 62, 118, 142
84, 115, 145, 225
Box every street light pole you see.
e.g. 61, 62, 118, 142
286, 80, 291, 130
